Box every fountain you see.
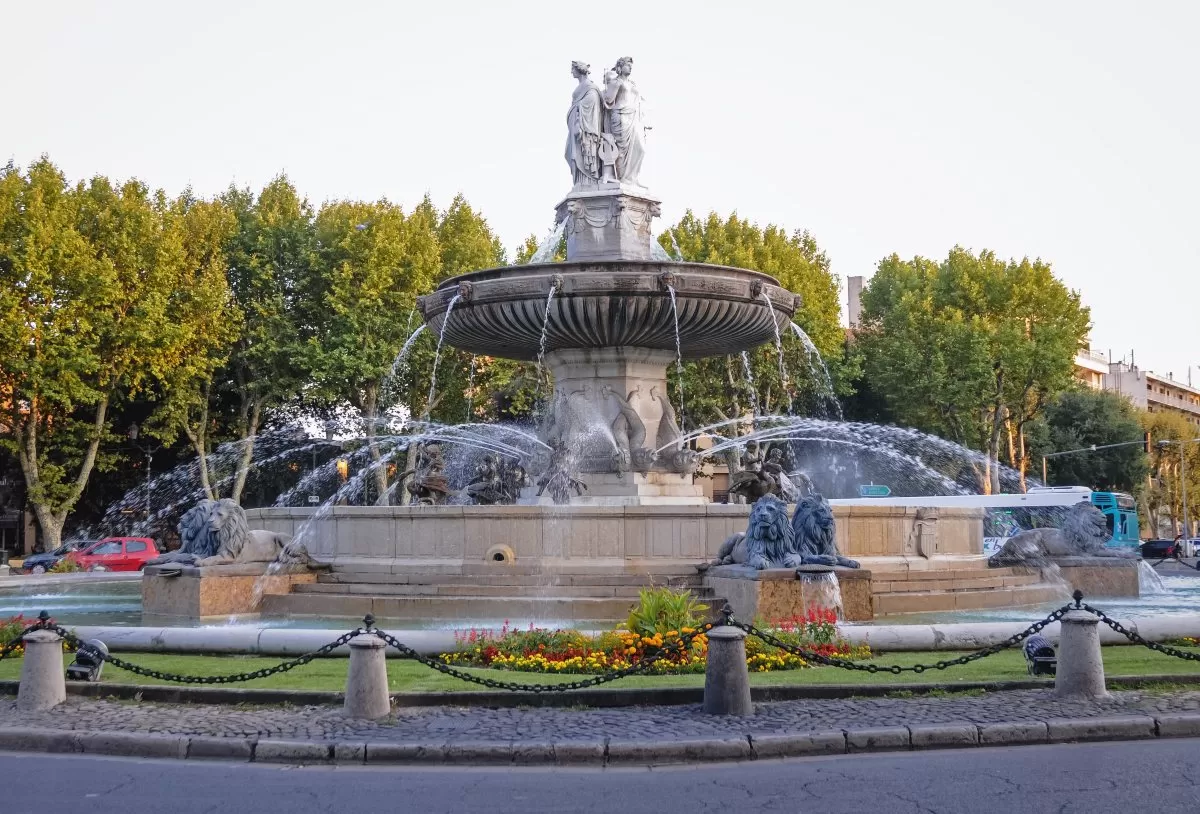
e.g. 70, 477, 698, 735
21, 54, 1095, 630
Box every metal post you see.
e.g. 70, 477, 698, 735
1183, 443, 1190, 540
144, 450, 152, 522
1042, 456, 1048, 485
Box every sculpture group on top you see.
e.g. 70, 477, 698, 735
728, 442, 813, 504
566, 57, 648, 189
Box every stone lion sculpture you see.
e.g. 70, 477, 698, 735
988, 500, 1136, 567
710, 495, 800, 570
149, 499, 313, 568
792, 494, 859, 568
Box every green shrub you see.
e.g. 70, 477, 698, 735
622, 586, 708, 637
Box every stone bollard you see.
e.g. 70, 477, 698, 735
703, 626, 753, 716
1055, 609, 1107, 700
18, 630, 67, 711
343, 634, 391, 720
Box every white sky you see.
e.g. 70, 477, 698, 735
4, 1, 1197, 385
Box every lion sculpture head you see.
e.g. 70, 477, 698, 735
1062, 501, 1111, 554
175, 498, 251, 561
792, 494, 836, 558
743, 495, 799, 570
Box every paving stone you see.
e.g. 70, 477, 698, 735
977, 721, 1049, 745
255, 739, 333, 763
187, 736, 254, 760
908, 723, 978, 749
1155, 714, 1200, 738
1046, 715, 1156, 743
846, 726, 910, 752
750, 731, 845, 758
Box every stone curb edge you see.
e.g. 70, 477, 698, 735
2, 713, 1197, 766
3, 673, 1199, 709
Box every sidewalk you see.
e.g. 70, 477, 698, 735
4, 688, 1200, 765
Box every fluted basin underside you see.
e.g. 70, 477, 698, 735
418, 261, 798, 361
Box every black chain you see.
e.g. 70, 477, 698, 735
723, 602, 1074, 674
370, 623, 714, 693
1082, 603, 1200, 663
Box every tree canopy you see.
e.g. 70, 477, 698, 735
856, 247, 1090, 492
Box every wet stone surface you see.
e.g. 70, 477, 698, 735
2, 689, 1199, 743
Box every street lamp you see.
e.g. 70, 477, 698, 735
1158, 438, 1199, 539
126, 423, 159, 524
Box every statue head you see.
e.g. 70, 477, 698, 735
571, 60, 590, 78
614, 56, 633, 77
767, 447, 783, 462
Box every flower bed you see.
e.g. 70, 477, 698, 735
441, 606, 870, 676
0, 614, 76, 657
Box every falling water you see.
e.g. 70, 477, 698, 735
465, 354, 476, 421
759, 291, 793, 415
740, 351, 761, 417
650, 241, 674, 261
424, 293, 461, 419
388, 324, 427, 380
666, 284, 687, 428
529, 220, 566, 264
535, 285, 557, 375
1138, 561, 1169, 595
789, 322, 842, 419
670, 232, 684, 262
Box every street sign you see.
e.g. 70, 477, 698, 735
858, 484, 891, 498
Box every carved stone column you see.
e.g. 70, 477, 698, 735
555, 185, 662, 262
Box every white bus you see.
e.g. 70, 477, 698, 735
829, 486, 1141, 556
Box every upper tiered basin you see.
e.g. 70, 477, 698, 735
417, 261, 799, 360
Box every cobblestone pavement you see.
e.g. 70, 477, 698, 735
3, 688, 1200, 743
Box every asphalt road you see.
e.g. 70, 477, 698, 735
6, 738, 1200, 814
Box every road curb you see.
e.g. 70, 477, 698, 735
5, 713, 1200, 765
5, 673, 1200, 708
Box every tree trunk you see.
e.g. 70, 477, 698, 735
986, 370, 1006, 495
17, 395, 109, 553
187, 379, 218, 501
230, 399, 261, 505
1017, 426, 1029, 493
363, 382, 390, 505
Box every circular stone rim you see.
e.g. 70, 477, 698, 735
418, 261, 799, 361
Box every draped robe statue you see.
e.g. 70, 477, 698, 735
566, 61, 604, 187
602, 57, 647, 186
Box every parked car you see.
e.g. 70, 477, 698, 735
66, 537, 160, 572
1141, 538, 1183, 559
20, 540, 97, 574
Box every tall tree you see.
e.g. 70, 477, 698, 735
1141, 409, 1200, 537
658, 212, 850, 428
1026, 389, 1149, 492
857, 247, 1090, 492
0, 159, 233, 549
309, 197, 440, 503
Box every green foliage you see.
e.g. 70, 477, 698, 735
621, 586, 708, 637
658, 211, 851, 425
1026, 389, 1149, 492
0, 159, 235, 548
1140, 409, 1200, 537
856, 247, 1091, 491
48, 556, 82, 573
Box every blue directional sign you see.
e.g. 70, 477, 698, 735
858, 484, 891, 498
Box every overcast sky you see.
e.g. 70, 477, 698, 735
5, 1, 1197, 385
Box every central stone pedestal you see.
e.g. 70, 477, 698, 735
523, 471, 706, 506
142, 563, 316, 621
555, 184, 661, 262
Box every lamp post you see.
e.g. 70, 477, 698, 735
126, 423, 159, 524
1158, 438, 1199, 539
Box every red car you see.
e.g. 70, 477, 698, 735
67, 537, 160, 572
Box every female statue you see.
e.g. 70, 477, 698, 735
565, 61, 603, 187
602, 57, 647, 186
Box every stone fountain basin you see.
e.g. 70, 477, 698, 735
417, 261, 799, 360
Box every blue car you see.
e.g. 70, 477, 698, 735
20, 540, 96, 574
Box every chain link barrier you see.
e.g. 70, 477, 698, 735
4, 591, 1200, 690
724, 603, 1074, 674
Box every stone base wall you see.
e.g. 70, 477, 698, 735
245, 505, 985, 572
703, 566, 874, 623
142, 565, 316, 620
1019, 559, 1140, 598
